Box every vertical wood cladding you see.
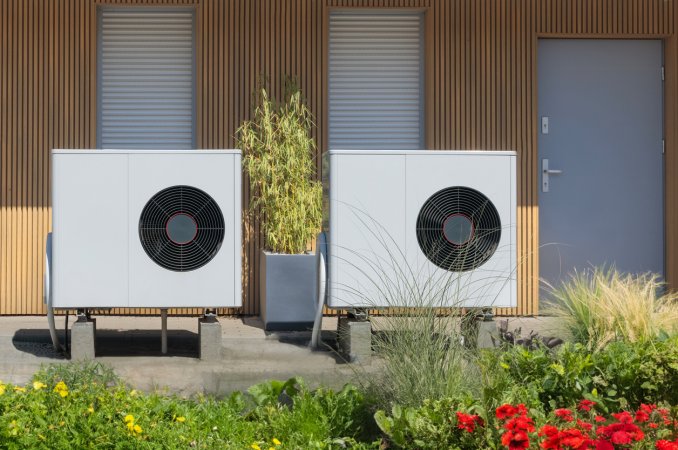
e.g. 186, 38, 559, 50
0, 0, 675, 315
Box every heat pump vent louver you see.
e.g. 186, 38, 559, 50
139, 185, 225, 272
416, 186, 501, 272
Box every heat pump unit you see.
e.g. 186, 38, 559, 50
51, 150, 241, 309
323, 150, 516, 309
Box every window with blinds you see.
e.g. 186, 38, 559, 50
98, 9, 195, 149
328, 12, 425, 150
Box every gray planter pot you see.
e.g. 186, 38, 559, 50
260, 250, 317, 331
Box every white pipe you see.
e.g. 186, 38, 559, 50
45, 233, 62, 352
161, 309, 168, 354
311, 232, 327, 350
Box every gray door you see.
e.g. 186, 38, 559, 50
538, 39, 664, 291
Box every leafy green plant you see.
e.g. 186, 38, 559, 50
237, 87, 322, 254
480, 336, 678, 413
543, 267, 678, 351
374, 398, 488, 449
0, 365, 378, 449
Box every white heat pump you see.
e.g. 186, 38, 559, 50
51, 150, 241, 309
323, 150, 516, 309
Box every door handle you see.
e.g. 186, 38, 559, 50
542, 159, 563, 192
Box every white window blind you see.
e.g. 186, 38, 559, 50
98, 9, 195, 149
329, 12, 424, 150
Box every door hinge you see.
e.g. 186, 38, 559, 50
662, 66, 665, 81
662, 139, 665, 154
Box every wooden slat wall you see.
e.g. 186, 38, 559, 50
536, 0, 673, 35
0, 0, 675, 316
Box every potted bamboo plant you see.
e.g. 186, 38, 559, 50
237, 87, 322, 331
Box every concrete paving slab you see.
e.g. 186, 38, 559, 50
0, 315, 365, 396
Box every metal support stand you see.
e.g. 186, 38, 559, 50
161, 309, 168, 355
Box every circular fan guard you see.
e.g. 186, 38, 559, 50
139, 185, 225, 272
416, 186, 501, 272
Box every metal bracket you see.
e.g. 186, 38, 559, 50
202, 308, 218, 323
76, 309, 90, 322
347, 308, 369, 322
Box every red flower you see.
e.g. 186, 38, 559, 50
595, 440, 614, 450
539, 428, 594, 450
577, 419, 593, 432
505, 415, 536, 433
578, 399, 596, 412
594, 416, 607, 423
559, 428, 593, 450
656, 440, 678, 450
596, 422, 644, 445
497, 404, 518, 420
516, 404, 529, 416
538, 425, 559, 437
648, 422, 659, 429
639, 403, 657, 413
658, 408, 672, 426
502, 430, 530, 450
635, 404, 655, 423
555, 409, 575, 423
635, 409, 651, 423
455, 411, 484, 433
611, 411, 634, 424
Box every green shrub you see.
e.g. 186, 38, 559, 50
237, 87, 322, 254
481, 336, 678, 412
544, 267, 678, 351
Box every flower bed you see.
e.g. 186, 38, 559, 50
376, 400, 678, 449
0, 364, 376, 449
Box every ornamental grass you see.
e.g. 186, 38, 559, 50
544, 267, 678, 352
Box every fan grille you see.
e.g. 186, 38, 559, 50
139, 185, 225, 272
416, 186, 501, 272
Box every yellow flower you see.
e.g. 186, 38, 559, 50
127, 422, 134, 432
269, 448, 275, 450
175, 416, 186, 423
32, 381, 46, 391
124, 415, 135, 424
53, 381, 68, 397
133, 424, 142, 434
130, 389, 138, 397
14, 386, 26, 393
272, 438, 281, 446
251, 444, 261, 450
0, 385, 5, 395
87, 406, 94, 414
